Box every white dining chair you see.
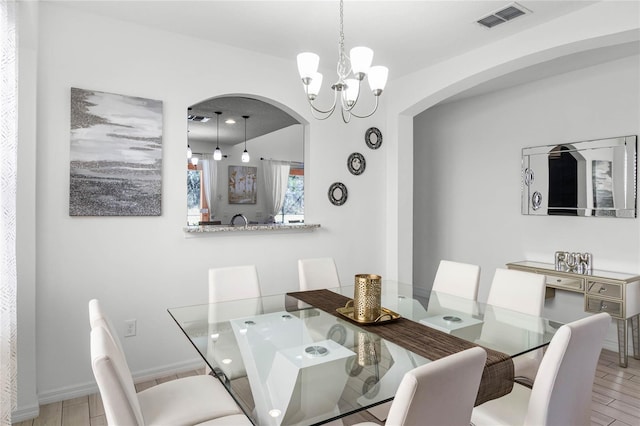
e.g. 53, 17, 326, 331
209, 264, 261, 303
471, 312, 610, 426
298, 257, 341, 290
486, 268, 546, 316
355, 347, 487, 426
89, 302, 248, 426
432, 260, 481, 300
207, 265, 262, 382
486, 268, 547, 384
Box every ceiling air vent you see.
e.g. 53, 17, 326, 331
477, 2, 530, 29
187, 115, 211, 122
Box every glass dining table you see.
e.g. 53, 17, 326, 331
168, 281, 560, 426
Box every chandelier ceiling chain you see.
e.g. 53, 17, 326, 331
296, 0, 388, 123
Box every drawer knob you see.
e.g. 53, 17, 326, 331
599, 287, 607, 293
600, 302, 608, 310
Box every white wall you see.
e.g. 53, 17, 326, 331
413, 54, 640, 348
21, 2, 387, 409
16, 0, 640, 417
384, 0, 640, 283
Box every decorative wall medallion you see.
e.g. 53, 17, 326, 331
532, 191, 542, 210
347, 152, 366, 175
524, 168, 534, 186
328, 182, 348, 206
365, 127, 382, 149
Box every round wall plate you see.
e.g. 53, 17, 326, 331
347, 152, 366, 175
328, 182, 348, 206
365, 127, 382, 149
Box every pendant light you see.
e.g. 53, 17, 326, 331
213, 111, 222, 161
241, 115, 250, 163
187, 108, 193, 158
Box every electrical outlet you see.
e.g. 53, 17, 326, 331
124, 319, 137, 337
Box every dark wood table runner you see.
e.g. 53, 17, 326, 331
286, 289, 514, 406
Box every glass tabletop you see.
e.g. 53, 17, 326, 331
168, 282, 559, 425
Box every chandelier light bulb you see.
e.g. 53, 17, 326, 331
307, 72, 323, 100
368, 65, 389, 95
242, 150, 250, 163
191, 156, 199, 166
213, 147, 222, 161
297, 52, 320, 84
343, 78, 360, 106
187, 145, 192, 159
350, 46, 373, 80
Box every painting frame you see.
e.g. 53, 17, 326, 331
228, 165, 257, 204
69, 87, 163, 216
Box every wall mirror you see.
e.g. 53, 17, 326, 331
187, 95, 304, 226
521, 135, 637, 218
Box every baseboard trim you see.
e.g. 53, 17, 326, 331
37, 358, 203, 406
11, 402, 40, 423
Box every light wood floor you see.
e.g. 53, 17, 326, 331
13, 349, 640, 426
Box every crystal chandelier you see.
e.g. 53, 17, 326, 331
296, 0, 388, 123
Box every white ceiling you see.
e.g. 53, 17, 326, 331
58, 0, 599, 80
56, 1, 638, 144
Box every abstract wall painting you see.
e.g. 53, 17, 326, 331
228, 166, 257, 204
69, 88, 163, 216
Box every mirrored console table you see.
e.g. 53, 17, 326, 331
507, 261, 640, 367
184, 223, 320, 234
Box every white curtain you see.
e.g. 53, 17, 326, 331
262, 160, 290, 220
200, 155, 218, 219
0, 0, 18, 423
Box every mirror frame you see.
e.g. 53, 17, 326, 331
521, 135, 637, 218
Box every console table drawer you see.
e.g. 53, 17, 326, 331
587, 281, 623, 299
586, 296, 623, 317
546, 276, 584, 292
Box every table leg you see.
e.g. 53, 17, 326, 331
632, 314, 640, 360
617, 319, 628, 368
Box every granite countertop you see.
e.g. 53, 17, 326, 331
184, 223, 321, 233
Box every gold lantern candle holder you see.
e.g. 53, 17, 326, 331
353, 274, 382, 322
356, 331, 381, 367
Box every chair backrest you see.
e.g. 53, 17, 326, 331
432, 260, 481, 300
89, 299, 127, 356
526, 312, 610, 426
208, 265, 261, 303
297, 257, 341, 291
486, 268, 546, 316
386, 347, 487, 426
90, 326, 144, 426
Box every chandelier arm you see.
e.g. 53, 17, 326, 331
344, 96, 380, 119
310, 107, 337, 121
305, 84, 339, 115
340, 79, 363, 112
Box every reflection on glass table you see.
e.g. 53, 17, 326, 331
168, 284, 559, 426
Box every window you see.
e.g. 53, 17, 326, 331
276, 166, 304, 223
187, 169, 201, 225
